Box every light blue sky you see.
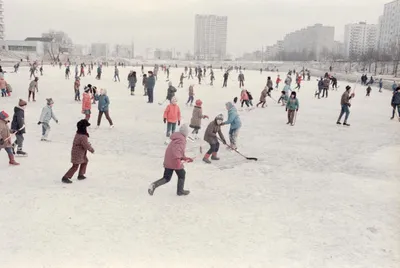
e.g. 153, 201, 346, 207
4, 0, 390, 56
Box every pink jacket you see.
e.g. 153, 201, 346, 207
0, 78, 7, 89
164, 104, 181, 123
82, 92, 91, 111
164, 132, 187, 170
240, 90, 249, 101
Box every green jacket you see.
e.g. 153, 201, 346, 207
286, 98, 299, 110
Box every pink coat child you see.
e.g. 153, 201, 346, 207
82, 88, 92, 121
0, 77, 8, 97
148, 124, 192, 196
240, 89, 250, 107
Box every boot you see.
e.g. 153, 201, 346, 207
177, 177, 190, 196
211, 152, 220, 160
336, 121, 342, 125
16, 150, 28, 157
8, 154, 20, 165
77, 175, 86, 180
148, 178, 168, 196
203, 154, 211, 164
343, 122, 350, 126
62, 177, 73, 184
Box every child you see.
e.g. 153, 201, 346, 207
0, 111, 20, 165
38, 98, 58, 141
246, 90, 254, 106
189, 99, 208, 139
166, 81, 177, 102
223, 102, 242, 150
379, 78, 383, 93
278, 91, 288, 106
6, 83, 12, 97
97, 89, 114, 128
186, 85, 195, 106
240, 89, 250, 108
295, 75, 302, 90
11, 99, 28, 156
178, 73, 186, 88
61, 119, 95, 184
257, 86, 268, 108
74, 77, 81, 101
286, 91, 299, 126
128, 71, 137, 95
267, 76, 273, 91
366, 86, 372, 97
163, 97, 181, 137
142, 74, 148, 96
276, 75, 281, 88
82, 87, 92, 121
40, 66, 43, 76
148, 124, 192, 196
0, 75, 7, 97
210, 71, 215, 86
203, 114, 227, 164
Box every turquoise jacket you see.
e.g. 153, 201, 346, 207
98, 95, 110, 112
286, 98, 299, 111
224, 102, 242, 130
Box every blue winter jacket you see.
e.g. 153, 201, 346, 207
146, 75, 156, 89
224, 102, 242, 130
98, 95, 110, 112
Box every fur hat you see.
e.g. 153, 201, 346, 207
46, 98, 54, 105
77, 119, 91, 136
195, 99, 202, 107
18, 99, 27, 107
179, 124, 189, 137
0, 110, 9, 120
215, 114, 224, 121
346, 85, 351, 91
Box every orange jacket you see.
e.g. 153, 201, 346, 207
163, 104, 181, 123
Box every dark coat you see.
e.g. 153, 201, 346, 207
204, 120, 226, 145
71, 134, 94, 164
11, 106, 25, 134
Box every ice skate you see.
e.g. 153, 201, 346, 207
343, 122, 350, 126
77, 175, 86, 180
16, 150, 28, 157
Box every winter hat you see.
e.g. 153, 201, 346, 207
87, 84, 92, 88
345, 85, 351, 91
225, 102, 234, 110
168, 81, 173, 86
0, 110, 9, 120
84, 86, 90, 93
76, 119, 91, 136
179, 124, 189, 137
171, 96, 177, 104
195, 99, 202, 107
18, 99, 27, 107
46, 98, 54, 105
215, 114, 224, 121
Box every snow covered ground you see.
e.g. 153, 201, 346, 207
0, 66, 399, 268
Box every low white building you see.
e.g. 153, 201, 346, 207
0, 40, 45, 54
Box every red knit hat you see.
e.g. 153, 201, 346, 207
195, 99, 202, 107
0, 110, 9, 120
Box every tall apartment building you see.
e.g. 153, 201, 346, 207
344, 22, 378, 58
91, 43, 108, 57
282, 24, 334, 61
0, 0, 4, 40
378, 0, 400, 52
194, 14, 227, 60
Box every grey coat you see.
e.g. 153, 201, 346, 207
204, 120, 226, 145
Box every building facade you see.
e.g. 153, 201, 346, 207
282, 24, 334, 61
154, 49, 173, 60
0, 40, 45, 54
194, 14, 228, 60
90, 43, 108, 57
344, 22, 378, 58
0, 0, 4, 40
114, 44, 134, 58
378, 0, 400, 53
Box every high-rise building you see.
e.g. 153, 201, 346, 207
344, 22, 378, 58
378, 0, 400, 53
0, 0, 4, 40
282, 24, 334, 61
194, 14, 227, 60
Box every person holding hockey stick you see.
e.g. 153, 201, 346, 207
148, 124, 192, 196
0, 111, 20, 165
11, 99, 28, 156
257, 86, 268, 108
203, 114, 227, 164
61, 119, 95, 184
286, 91, 299, 126
222, 102, 242, 150
336, 85, 354, 126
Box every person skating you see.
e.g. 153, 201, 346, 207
257, 86, 268, 108
40, 66, 43, 76
366, 86, 372, 97
178, 73, 186, 88
275, 75, 281, 89
114, 66, 120, 82
128, 71, 137, 95
38, 98, 58, 141
336, 86, 355, 126
11, 99, 27, 156
379, 78, 383, 93
79, 64, 85, 77
0, 74, 7, 97
28, 77, 39, 102
82, 87, 92, 121
294, 75, 302, 90
266, 76, 273, 92
166, 81, 177, 103
146, 71, 156, 103
163, 97, 181, 137
197, 69, 203, 85
331, 76, 338, 90
188, 68, 193, 79
65, 65, 70, 79
390, 87, 400, 120
29, 65, 36, 79
238, 71, 245, 88
96, 89, 114, 128
210, 71, 215, 86
222, 72, 229, 88
74, 77, 81, 101
278, 90, 288, 106
283, 75, 292, 96
142, 74, 148, 96
186, 85, 195, 106
316, 77, 324, 98
96, 65, 102, 80
240, 89, 250, 108
246, 90, 254, 106
322, 76, 330, 98
286, 91, 299, 126
223, 102, 242, 150
189, 99, 208, 139
203, 114, 227, 164
392, 81, 398, 92
61, 119, 95, 184
0, 111, 19, 165
148, 124, 192, 196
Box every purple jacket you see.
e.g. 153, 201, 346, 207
163, 132, 187, 170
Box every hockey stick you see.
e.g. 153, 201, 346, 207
158, 99, 167, 105
217, 138, 258, 161
3, 126, 26, 142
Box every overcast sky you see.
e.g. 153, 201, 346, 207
4, 0, 390, 56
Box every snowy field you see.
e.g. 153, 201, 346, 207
0, 66, 399, 268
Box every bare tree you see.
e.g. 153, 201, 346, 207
42, 30, 73, 62
389, 37, 400, 77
